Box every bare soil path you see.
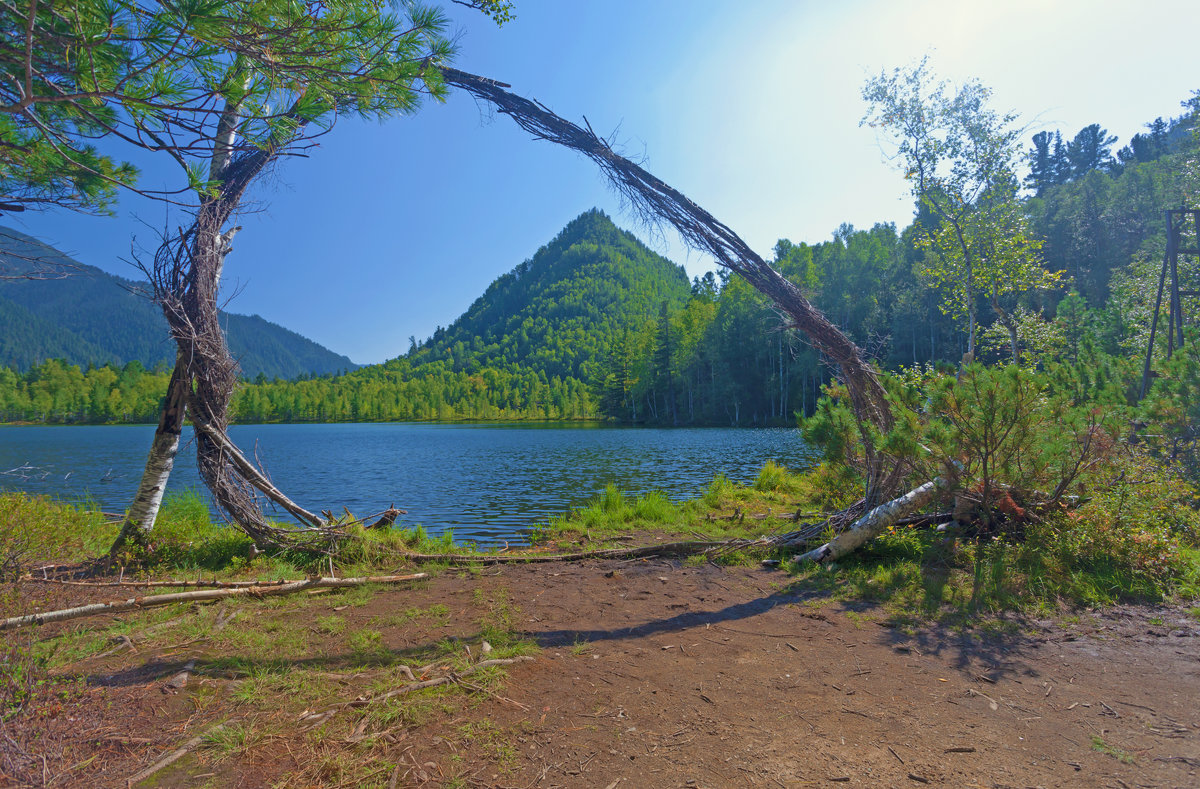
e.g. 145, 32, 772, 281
6, 560, 1199, 788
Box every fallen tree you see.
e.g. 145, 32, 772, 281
793, 471, 957, 564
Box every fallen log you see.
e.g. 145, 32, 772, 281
0, 574, 427, 630
794, 474, 955, 564
30, 576, 355, 590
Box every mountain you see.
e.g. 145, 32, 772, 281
225, 209, 694, 423
0, 226, 358, 379
397, 208, 691, 380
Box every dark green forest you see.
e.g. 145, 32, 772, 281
2, 97, 1198, 427
0, 227, 359, 380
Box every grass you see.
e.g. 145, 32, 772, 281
374, 603, 451, 629
4, 459, 1198, 787
754, 460, 797, 493
0, 492, 113, 582
347, 628, 388, 662
457, 719, 520, 774
200, 721, 260, 760
1091, 735, 1136, 764
315, 614, 347, 635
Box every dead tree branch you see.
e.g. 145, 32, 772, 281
1, 574, 428, 630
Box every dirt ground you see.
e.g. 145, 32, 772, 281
5, 558, 1200, 788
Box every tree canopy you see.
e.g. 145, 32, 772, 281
862, 59, 1061, 360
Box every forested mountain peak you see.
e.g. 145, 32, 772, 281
0, 227, 358, 379
393, 209, 691, 381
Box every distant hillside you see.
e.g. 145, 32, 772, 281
0, 227, 358, 379
398, 208, 691, 380
224, 209, 693, 422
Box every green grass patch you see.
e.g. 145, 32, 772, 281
0, 492, 113, 578
754, 460, 797, 493
315, 615, 347, 635
374, 603, 451, 629
538, 463, 826, 546
1091, 735, 1136, 764
199, 721, 260, 760
347, 628, 389, 663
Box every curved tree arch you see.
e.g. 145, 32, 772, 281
439, 67, 905, 505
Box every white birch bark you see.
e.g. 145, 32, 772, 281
796, 474, 954, 564
108, 353, 190, 557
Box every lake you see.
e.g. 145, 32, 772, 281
0, 423, 816, 545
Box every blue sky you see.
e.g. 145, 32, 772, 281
11, 0, 1200, 365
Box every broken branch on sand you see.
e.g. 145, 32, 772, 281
0, 574, 428, 630
298, 656, 536, 729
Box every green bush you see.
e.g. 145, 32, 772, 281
800, 359, 1199, 604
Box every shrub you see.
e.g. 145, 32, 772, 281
753, 460, 792, 493
801, 360, 1199, 601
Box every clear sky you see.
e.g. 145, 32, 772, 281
10, 0, 1200, 365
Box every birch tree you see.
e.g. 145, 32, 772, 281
861, 59, 1060, 362
0, 0, 511, 556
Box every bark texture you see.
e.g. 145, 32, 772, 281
129, 116, 346, 551
795, 473, 954, 564
108, 353, 190, 557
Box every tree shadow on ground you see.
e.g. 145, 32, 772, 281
522, 572, 1042, 684
76, 563, 1044, 689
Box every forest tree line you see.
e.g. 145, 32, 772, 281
2, 97, 1197, 427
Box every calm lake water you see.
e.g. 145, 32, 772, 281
0, 423, 815, 545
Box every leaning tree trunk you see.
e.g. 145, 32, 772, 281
107, 351, 190, 558
133, 127, 347, 551
440, 67, 904, 503
129, 130, 295, 549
